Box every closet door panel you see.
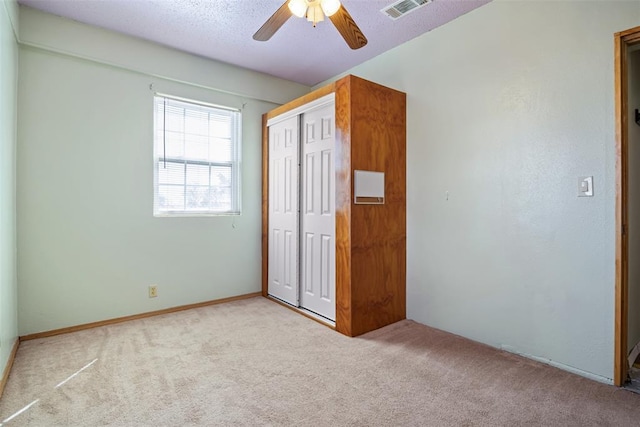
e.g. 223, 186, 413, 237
300, 104, 336, 320
268, 116, 300, 305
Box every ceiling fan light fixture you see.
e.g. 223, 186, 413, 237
306, 4, 324, 26
320, 0, 341, 17
254, 0, 367, 50
288, 0, 308, 18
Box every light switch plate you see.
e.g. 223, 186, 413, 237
578, 176, 593, 197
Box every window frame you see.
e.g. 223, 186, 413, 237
153, 94, 242, 217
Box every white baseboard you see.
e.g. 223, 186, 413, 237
500, 344, 613, 385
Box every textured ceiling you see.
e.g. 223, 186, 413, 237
18, 0, 491, 86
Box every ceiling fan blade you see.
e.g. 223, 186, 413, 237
253, 1, 293, 41
329, 5, 368, 50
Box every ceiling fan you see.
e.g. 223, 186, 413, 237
253, 0, 368, 50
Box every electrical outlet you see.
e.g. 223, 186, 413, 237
149, 285, 158, 298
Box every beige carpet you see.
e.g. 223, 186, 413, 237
1, 297, 640, 426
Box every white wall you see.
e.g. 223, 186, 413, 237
17, 7, 310, 335
628, 47, 640, 356
0, 0, 19, 372
320, 0, 640, 381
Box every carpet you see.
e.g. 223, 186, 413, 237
1, 297, 639, 426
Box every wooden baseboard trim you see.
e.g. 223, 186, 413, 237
0, 339, 20, 399
20, 292, 262, 341
265, 296, 336, 331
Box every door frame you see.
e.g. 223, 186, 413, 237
614, 25, 640, 387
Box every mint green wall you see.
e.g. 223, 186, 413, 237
18, 7, 307, 106
17, 7, 309, 335
319, 0, 640, 382
0, 0, 19, 372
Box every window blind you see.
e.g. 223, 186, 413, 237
153, 95, 241, 216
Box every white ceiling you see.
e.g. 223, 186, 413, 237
17, 0, 491, 86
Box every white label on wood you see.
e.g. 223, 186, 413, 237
354, 170, 385, 204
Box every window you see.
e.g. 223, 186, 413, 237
153, 95, 241, 216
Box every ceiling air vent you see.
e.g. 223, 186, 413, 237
382, 0, 432, 20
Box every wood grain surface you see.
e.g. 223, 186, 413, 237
0, 339, 19, 399
262, 113, 269, 297
263, 75, 406, 337
253, 1, 292, 41
265, 83, 336, 121
347, 76, 406, 336
329, 6, 368, 50
334, 76, 354, 336
613, 28, 640, 386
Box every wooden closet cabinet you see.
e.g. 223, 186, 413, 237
262, 75, 406, 337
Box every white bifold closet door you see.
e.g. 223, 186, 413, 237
268, 116, 300, 306
299, 103, 336, 321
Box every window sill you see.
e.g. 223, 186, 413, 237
153, 211, 241, 218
